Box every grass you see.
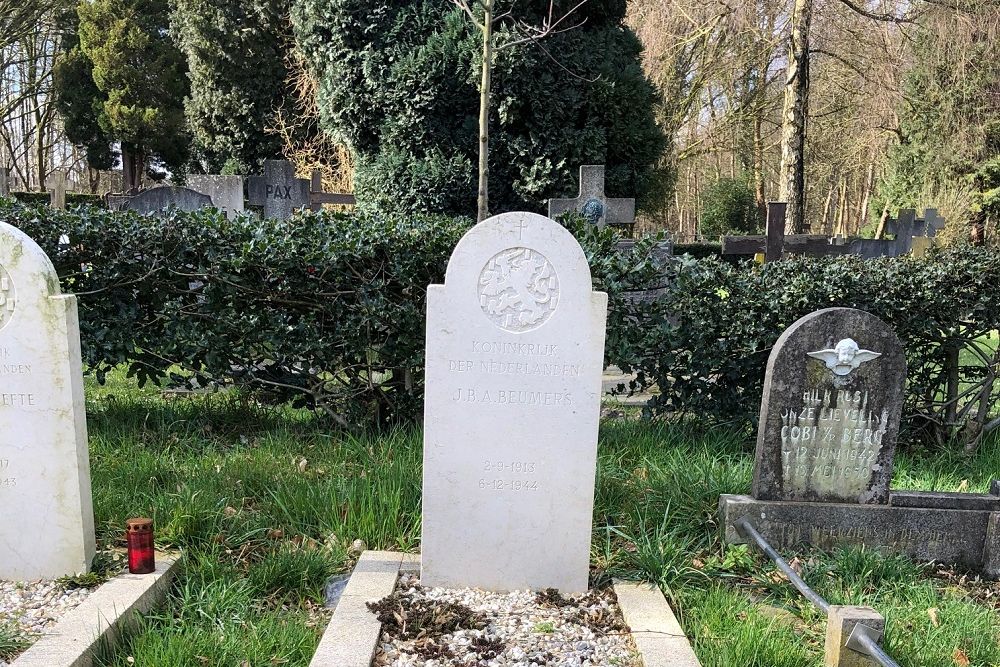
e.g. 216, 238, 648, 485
79, 369, 1000, 667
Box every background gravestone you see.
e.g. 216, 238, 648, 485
547, 165, 635, 230
246, 160, 310, 220
122, 186, 213, 215
0, 167, 8, 196
422, 211, 608, 593
48, 170, 67, 209
187, 175, 245, 219
752, 308, 907, 504
0, 221, 95, 579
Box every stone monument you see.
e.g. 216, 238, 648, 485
753, 308, 906, 504
187, 175, 245, 219
720, 307, 1000, 578
0, 167, 8, 197
122, 186, 213, 215
547, 165, 635, 230
0, 221, 96, 579
48, 170, 67, 209
422, 211, 608, 593
246, 160, 310, 220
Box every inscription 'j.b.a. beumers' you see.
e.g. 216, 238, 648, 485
753, 308, 906, 505
422, 212, 607, 594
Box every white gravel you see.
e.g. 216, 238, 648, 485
0, 579, 92, 660
372, 574, 640, 667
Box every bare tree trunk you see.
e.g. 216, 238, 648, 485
835, 177, 848, 236
753, 115, 766, 219
779, 0, 813, 234
821, 180, 835, 234
121, 144, 143, 194
476, 0, 493, 223
857, 161, 875, 231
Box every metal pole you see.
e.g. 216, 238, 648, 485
734, 516, 830, 613
850, 628, 902, 667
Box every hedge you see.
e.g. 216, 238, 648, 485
1, 199, 998, 447
10, 192, 106, 208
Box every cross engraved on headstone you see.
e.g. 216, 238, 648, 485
246, 160, 310, 220
547, 165, 635, 230
48, 170, 67, 210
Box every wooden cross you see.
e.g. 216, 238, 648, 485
547, 165, 635, 230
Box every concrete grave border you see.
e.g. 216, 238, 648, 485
309, 550, 701, 667
12, 554, 180, 667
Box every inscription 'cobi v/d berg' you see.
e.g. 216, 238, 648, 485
753, 308, 906, 505
0, 263, 15, 331
423, 211, 607, 594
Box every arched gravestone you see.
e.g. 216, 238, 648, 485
421, 212, 608, 593
0, 222, 95, 579
752, 308, 907, 504
123, 186, 213, 215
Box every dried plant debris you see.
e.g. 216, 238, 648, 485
371, 574, 640, 666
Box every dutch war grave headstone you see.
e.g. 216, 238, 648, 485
422, 211, 608, 594
247, 160, 311, 220
548, 165, 635, 232
0, 221, 96, 579
720, 307, 1000, 577
187, 175, 245, 219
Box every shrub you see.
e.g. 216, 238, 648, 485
699, 178, 763, 240
2, 200, 998, 447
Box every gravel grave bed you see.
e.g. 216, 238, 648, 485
0, 579, 93, 664
369, 573, 640, 667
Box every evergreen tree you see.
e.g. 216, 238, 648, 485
170, 0, 291, 173
54, 0, 189, 191
292, 0, 666, 217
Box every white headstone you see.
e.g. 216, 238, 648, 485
421, 212, 608, 593
187, 175, 245, 220
0, 222, 95, 579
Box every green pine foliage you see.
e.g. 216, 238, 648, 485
169, 0, 291, 173
55, 0, 190, 177
699, 177, 763, 240
292, 0, 666, 217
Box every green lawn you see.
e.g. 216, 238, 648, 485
65, 370, 1000, 666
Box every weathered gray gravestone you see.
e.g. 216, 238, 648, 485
0, 167, 9, 196
548, 165, 635, 230
721, 307, 1000, 578
422, 211, 608, 593
122, 186, 213, 215
48, 170, 67, 209
246, 160, 310, 220
0, 222, 96, 579
187, 175, 245, 219
753, 308, 907, 504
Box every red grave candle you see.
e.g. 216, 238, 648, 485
126, 518, 155, 574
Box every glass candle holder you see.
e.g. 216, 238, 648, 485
126, 518, 155, 574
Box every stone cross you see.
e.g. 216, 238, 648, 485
421, 211, 608, 593
547, 165, 635, 229
187, 175, 245, 220
246, 160, 310, 220
0, 221, 96, 578
752, 308, 907, 504
48, 170, 67, 209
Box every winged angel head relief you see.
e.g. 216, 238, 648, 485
479, 248, 560, 333
807, 338, 881, 376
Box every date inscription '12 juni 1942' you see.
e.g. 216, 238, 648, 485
421, 212, 607, 594
753, 308, 907, 505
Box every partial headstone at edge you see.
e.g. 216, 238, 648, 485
0, 221, 96, 579
187, 175, 245, 220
